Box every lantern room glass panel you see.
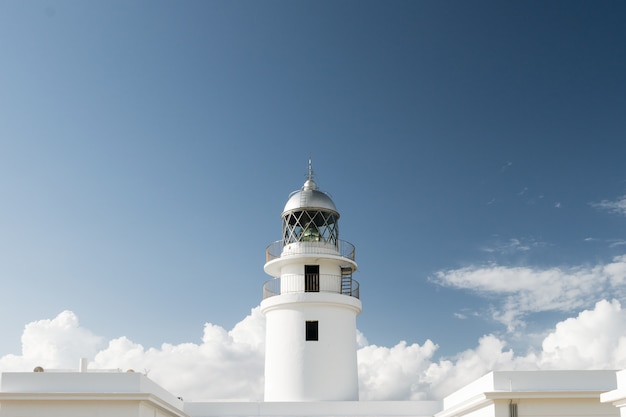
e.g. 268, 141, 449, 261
282, 210, 338, 247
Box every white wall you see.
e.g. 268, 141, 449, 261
185, 400, 442, 417
0, 372, 186, 417
0, 400, 139, 417
262, 293, 361, 401
439, 371, 618, 417
601, 370, 626, 417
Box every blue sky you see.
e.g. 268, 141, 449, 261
1, 0, 626, 399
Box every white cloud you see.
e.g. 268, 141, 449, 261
583, 237, 626, 249
480, 237, 543, 255
507, 238, 530, 251
92, 308, 266, 401
2, 300, 626, 402
0, 309, 266, 401
604, 255, 626, 286
431, 255, 626, 330
356, 330, 369, 349
358, 340, 438, 400
360, 300, 626, 400
591, 195, 626, 216
538, 299, 626, 369
423, 334, 528, 399
0, 310, 102, 371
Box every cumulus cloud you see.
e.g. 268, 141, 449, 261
0, 310, 102, 371
92, 307, 266, 400
356, 335, 520, 400
2, 300, 626, 401
538, 299, 626, 369
358, 340, 438, 400
592, 195, 626, 216
431, 255, 626, 330
0, 308, 266, 401
422, 334, 529, 399
357, 299, 626, 400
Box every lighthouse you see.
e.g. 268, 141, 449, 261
261, 162, 361, 402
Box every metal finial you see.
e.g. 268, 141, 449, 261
307, 159, 315, 181
303, 159, 317, 191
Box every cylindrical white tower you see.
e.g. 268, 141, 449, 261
261, 163, 361, 402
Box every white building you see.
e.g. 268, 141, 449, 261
262, 163, 360, 401
2, 367, 626, 417
2, 166, 626, 417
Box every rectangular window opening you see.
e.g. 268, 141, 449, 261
305, 265, 320, 292
305, 321, 319, 341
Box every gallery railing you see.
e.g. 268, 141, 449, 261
262, 274, 360, 300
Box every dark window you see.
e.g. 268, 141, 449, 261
305, 265, 319, 292
305, 321, 319, 341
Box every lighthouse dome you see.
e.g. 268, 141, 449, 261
283, 178, 338, 215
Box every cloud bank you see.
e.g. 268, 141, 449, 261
2, 299, 626, 401
432, 255, 626, 330
2, 255, 626, 401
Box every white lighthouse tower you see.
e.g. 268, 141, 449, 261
261, 162, 362, 402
